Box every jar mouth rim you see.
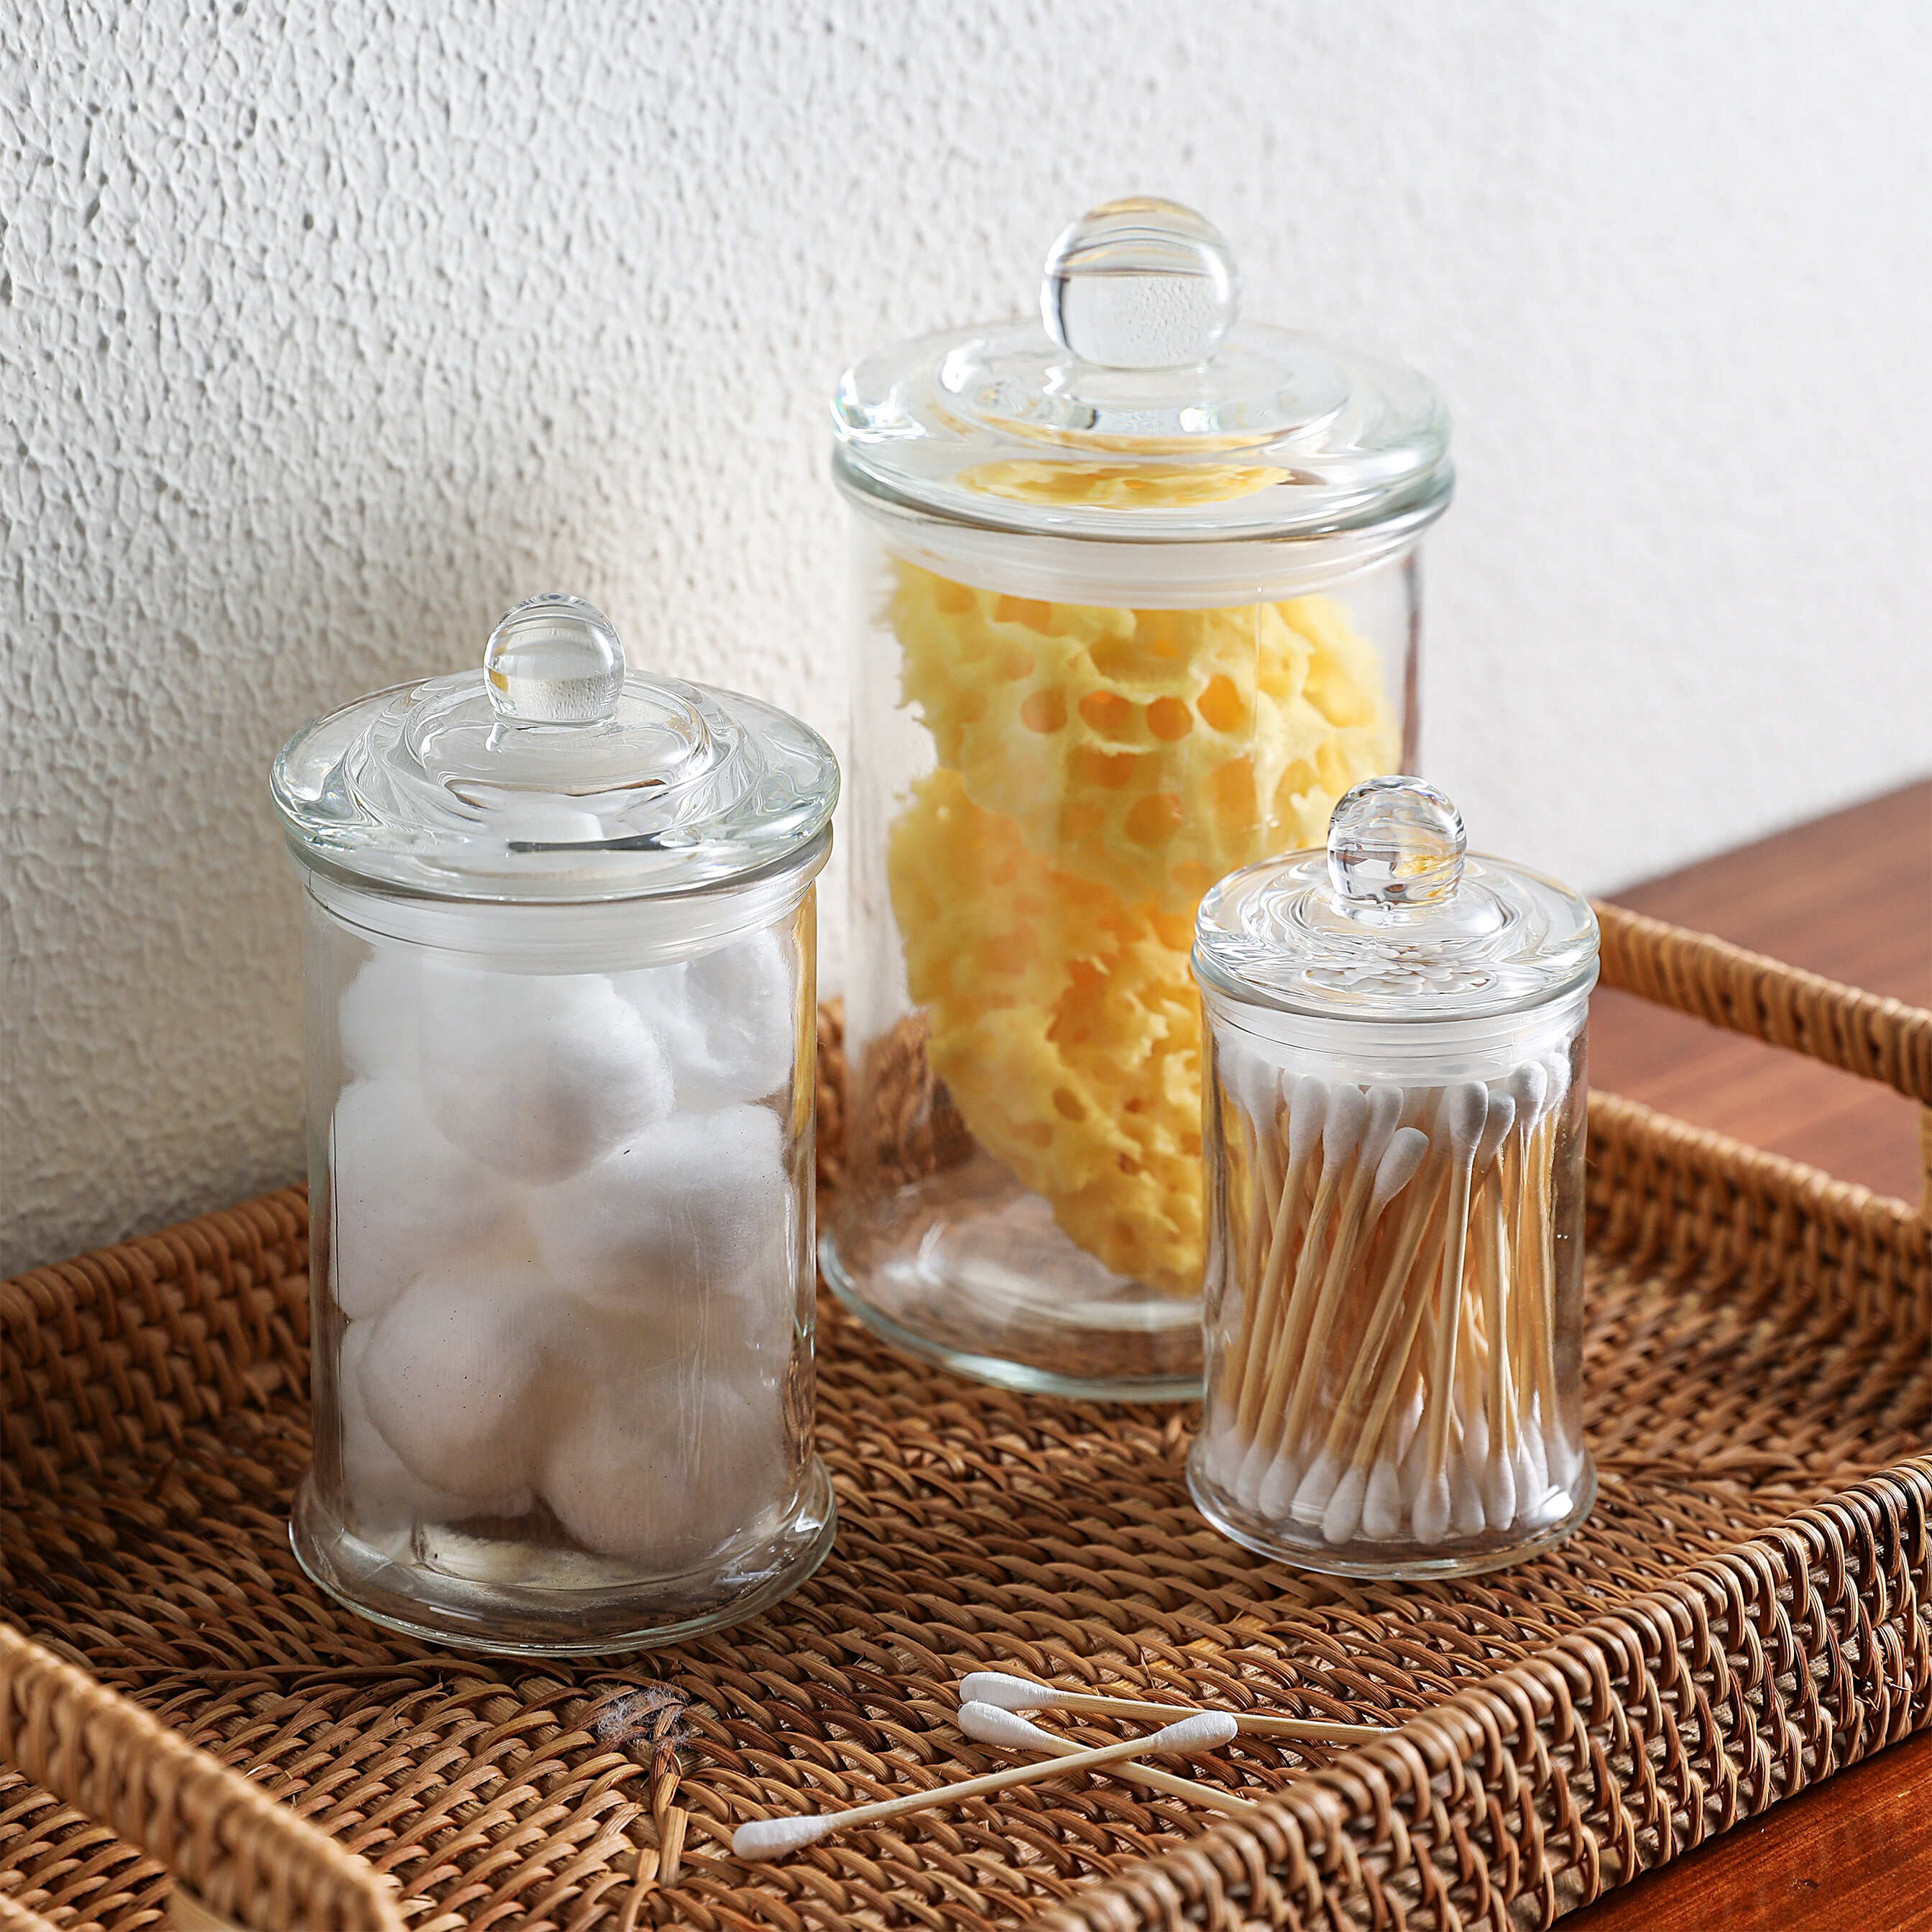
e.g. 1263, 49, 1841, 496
1195, 953, 1601, 1030
282, 820, 834, 909
832, 444, 1455, 547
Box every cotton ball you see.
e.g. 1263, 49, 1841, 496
525, 1104, 794, 1348
329, 1074, 509, 1320
615, 931, 796, 1112
335, 1318, 530, 1539
418, 962, 674, 1182
541, 1358, 788, 1565
359, 1255, 569, 1503
338, 947, 422, 1082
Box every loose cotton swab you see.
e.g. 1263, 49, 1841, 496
957, 1670, 1386, 1743
730, 1711, 1236, 1859
958, 1702, 1261, 1815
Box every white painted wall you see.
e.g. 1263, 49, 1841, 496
4, 1, 1928, 1274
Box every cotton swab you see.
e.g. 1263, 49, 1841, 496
958, 1702, 1261, 1815
1280, 1122, 1430, 1527
1414, 1085, 1512, 1546
1236, 1083, 1371, 1504
730, 1710, 1236, 1859
957, 1670, 1386, 1743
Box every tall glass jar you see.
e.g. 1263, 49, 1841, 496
1190, 776, 1599, 1577
824, 198, 1455, 1398
272, 596, 840, 1655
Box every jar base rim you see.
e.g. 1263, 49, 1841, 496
290, 1458, 837, 1656
1185, 1440, 1598, 1581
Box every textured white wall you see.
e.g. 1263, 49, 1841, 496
4, 1, 1928, 1274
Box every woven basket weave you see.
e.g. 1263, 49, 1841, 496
1, 904, 1927, 1931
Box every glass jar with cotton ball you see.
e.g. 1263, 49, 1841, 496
272, 594, 839, 1652
1190, 776, 1599, 1578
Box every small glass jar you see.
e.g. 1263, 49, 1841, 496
1188, 776, 1598, 1578
271, 595, 840, 1654
825, 197, 1454, 1398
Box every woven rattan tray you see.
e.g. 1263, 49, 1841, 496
3, 904, 1928, 1932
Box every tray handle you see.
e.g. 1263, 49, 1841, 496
0, 1622, 402, 1932
1594, 900, 1932, 1218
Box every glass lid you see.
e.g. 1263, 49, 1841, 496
833, 196, 1453, 543
272, 595, 840, 903
1193, 776, 1598, 1021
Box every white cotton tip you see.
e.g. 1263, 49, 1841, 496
1459, 1397, 1489, 1472
1225, 1047, 1282, 1136
525, 1104, 790, 1323
1358, 1083, 1406, 1167
1202, 1422, 1252, 1496
1547, 1428, 1586, 1493
1519, 1423, 1550, 1501
338, 948, 421, 1082
1362, 1458, 1404, 1539
1290, 1446, 1343, 1527
418, 965, 675, 1182
359, 1256, 564, 1501
734, 1813, 832, 1859
1473, 1090, 1518, 1176
1233, 1437, 1276, 1512
1412, 1468, 1451, 1545
1286, 1077, 1329, 1172
1508, 1059, 1550, 1133
1369, 1127, 1430, 1214
1149, 1710, 1237, 1752
1450, 1451, 1487, 1537
1320, 1084, 1371, 1172
1543, 1046, 1574, 1109
1482, 1448, 1517, 1529
329, 1074, 507, 1321
957, 1701, 1055, 1749
1440, 1081, 1489, 1152
1321, 1464, 1368, 1546
957, 1670, 1048, 1712
1255, 1446, 1304, 1521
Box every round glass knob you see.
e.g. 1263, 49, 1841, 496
1327, 776, 1466, 908
1041, 197, 1240, 370
484, 594, 626, 725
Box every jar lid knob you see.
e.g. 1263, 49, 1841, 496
1041, 196, 1240, 370
484, 594, 626, 724
1327, 776, 1466, 909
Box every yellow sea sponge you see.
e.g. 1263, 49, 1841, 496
892, 563, 1399, 916
888, 768, 1202, 1295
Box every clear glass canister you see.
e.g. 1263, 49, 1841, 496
825, 198, 1455, 1397
1189, 776, 1599, 1578
270, 595, 840, 1654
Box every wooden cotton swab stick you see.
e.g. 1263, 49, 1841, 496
958, 1702, 1261, 1815
1280, 1121, 1430, 1527
1230, 1077, 1329, 1450
1218, 1060, 1294, 1410
957, 1670, 1386, 1743
732, 1711, 1237, 1859
1236, 1084, 1371, 1501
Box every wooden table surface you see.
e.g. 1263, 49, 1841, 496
1570, 776, 1932, 1931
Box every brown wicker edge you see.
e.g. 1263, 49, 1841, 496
1018, 901, 1932, 1930
0, 1619, 402, 1931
